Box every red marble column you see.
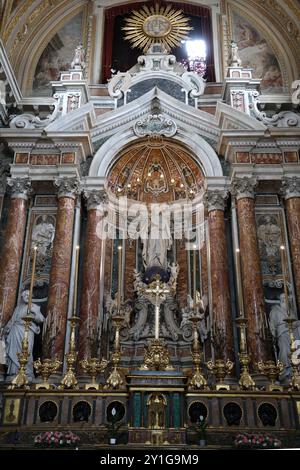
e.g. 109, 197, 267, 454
282, 177, 300, 310
0, 178, 31, 327
78, 190, 106, 361
46, 178, 81, 361
206, 191, 234, 361
232, 177, 268, 364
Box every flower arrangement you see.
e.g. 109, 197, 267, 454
34, 431, 80, 448
234, 433, 281, 449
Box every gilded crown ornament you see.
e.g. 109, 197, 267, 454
80, 358, 109, 390
123, 4, 192, 52
34, 358, 62, 390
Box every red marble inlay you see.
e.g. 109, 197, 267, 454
286, 198, 300, 311
284, 151, 298, 163
15, 153, 29, 164
251, 153, 283, 164
46, 197, 75, 361
236, 152, 250, 163
0, 198, 28, 326
30, 154, 59, 165
78, 209, 103, 361
208, 209, 234, 361
237, 197, 268, 364
61, 153, 76, 164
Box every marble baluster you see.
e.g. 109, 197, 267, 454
0, 178, 32, 327
281, 177, 300, 311
78, 190, 107, 362
231, 177, 268, 363
46, 178, 81, 362
205, 190, 234, 361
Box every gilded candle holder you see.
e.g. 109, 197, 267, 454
235, 316, 257, 391
285, 317, 300, 391
34, 358, 62, 390
80, 357, 109, 390
188, 314, 208, 390
59, 316, 80, 390
105, 314, 125, 390
206, 359, 234, 391
257, 360, 284, 392
9, 315, 34, 390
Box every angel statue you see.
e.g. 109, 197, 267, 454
71, 44, 86, 70
168, 262, 179, 291
181, 293, 209, 343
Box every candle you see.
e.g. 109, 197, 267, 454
235, 248, 244, 317
27, 246, 37, 315
117, 245, 122, 310
193, 245, 197, 306
73, 246, 80, 317
280, 245, 290, 316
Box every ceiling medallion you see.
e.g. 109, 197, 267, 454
123, 4, 192, 52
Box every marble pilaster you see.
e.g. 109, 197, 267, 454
281, 177, 300, 310
231, 177, 268, 364
46, 178, 81, 361
78, 190, 107, 361
0, 178, 32, 327
205, 190, 234, 361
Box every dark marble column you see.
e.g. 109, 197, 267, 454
206, 190, 234, 361
0, 178, 32, 327
281, 177, 300, 311
231, 177, 268, 363
46, 178, 81, 361
78, 189, 107, 361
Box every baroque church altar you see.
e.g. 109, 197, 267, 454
0, 0, 300, 449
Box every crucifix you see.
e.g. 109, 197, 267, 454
145, 278, 170, 340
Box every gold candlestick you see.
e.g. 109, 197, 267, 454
280, 245, 290, 316
117, 245, 122, 311
193, 245, 197, 306
27, 246, 37, 315
206, 359, 234, 391
73, 246, 80, 318
80, 357, 109, 390
34, 358, 62, 390
59, 316, 80, 389
235, 248, 244, 317
9, 315, 34, 389
105, 315, 125, 389
257, 360, 284, 392
285, 317, 300, 391
188, 315, 208, 390
235, 316, 256, 390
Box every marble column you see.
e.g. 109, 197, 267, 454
205, 191, 234, 361
281, 177, 300, 310
0, 178, 32, 327
231, 177, 268, 363
46, 178, 81, 361
78, 189, 107, 361
0, 177, 6, 221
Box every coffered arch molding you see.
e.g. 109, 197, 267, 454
90, 129, 223, 179
15, 0, 88, 95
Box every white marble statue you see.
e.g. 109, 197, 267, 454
3, 290, 44, 381
141, 216, 172, 268
269, 293, 300, 378
31, 215, 55, 257
181, 293, 208, 343
71, 43, 85, 70
229, 40, 242, 67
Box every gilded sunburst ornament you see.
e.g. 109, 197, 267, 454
123, 4, 192, 52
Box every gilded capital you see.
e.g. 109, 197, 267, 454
7, 177, 32, 200
281, 177, 300, 200
84, 189, 108, 211
204, 190, 228, 212
54, 177, 82, 199
231, 177, 257, 200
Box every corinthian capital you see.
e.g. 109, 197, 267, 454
83, 189, 108, 211
281, 177, 300, 200
54, 177, 82, 199
7, 177, 32, 200
231, 177, 257, 200
204, 190, 228, 212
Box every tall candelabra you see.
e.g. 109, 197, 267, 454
235, 317, 257, 391
105, 315, 125, 390
59, 316, 80, 389
188, 314, 208, 390
9, 315, 34, 390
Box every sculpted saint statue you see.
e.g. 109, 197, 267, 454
269, 293, 300, 378
141, 214, 172, 269
32, 215, 55, 257
71, 44, 86, 70
3, 290, 44, 381
229, 40, 242, 67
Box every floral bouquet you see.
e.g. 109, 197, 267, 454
34, 431, 80, 448
234, 433, 281, 449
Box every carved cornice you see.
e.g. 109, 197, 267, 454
281, 177, 300, 200
83, 189, 108, 211
231, 177, 258, 200
204, 190, 228, 212
54, 177, 82, 199
7, 177, 32, 200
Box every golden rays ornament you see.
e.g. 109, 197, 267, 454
123, 4, 192, 52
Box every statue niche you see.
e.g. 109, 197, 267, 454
147, 393, 167, 429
